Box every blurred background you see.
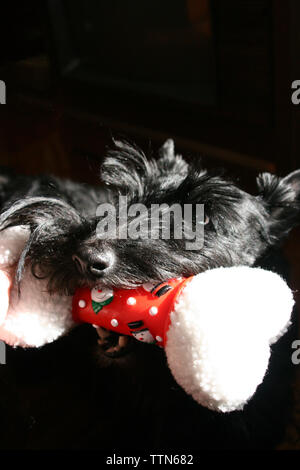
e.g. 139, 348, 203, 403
0, 0, 299, 182
0, 0, 299, 449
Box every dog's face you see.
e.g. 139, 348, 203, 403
1, 140, 299, 297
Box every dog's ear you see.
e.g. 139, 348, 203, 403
157, 139, 189, 178
257, 169, 300, 242
101, 139, 189, 200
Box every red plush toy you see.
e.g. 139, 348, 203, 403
72, 277, 190, 347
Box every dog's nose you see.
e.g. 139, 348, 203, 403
72, 250, 114, 277
89, 256, 111, 276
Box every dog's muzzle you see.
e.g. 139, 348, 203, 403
72, 248, 114, 278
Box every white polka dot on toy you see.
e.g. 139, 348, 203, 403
111, 319, 118, 327
78, 300, 86, 308
149, 306, 158, 316
127, 297, 136, 306
156, 336, 163, 342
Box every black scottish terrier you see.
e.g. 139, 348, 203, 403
0, 139, 299, 450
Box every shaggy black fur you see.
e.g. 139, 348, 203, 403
0, 139, 299, 450
1, 140, 299, 293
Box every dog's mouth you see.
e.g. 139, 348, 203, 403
94, 325, 134, 358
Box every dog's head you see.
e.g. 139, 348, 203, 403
71, 139, 300, 289
1, 139, 299, 296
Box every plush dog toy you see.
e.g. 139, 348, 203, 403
0, 227, 294, 412
72, 270, 294, 412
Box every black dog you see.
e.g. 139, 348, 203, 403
0, 139, 299, 450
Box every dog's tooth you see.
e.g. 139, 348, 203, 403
95, 326, 111, 339
118, 335, 129, 348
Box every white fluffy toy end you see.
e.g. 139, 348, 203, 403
165, 266, 294, 412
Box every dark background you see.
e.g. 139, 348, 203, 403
0, 0, 299, 449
